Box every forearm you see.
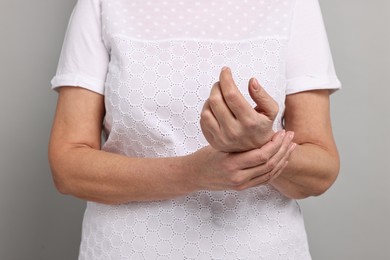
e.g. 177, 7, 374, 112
49, 146, 195, 204
270, 143, 340, 199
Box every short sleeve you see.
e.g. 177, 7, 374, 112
50, 0, 109, 95
285, 0, 341, 95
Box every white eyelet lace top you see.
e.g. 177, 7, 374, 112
51, 0, 341, 259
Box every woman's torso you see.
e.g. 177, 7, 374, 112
79, 0, 311, 259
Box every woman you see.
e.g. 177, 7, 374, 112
49, 0, 341, 259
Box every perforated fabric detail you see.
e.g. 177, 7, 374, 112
102, 37, 288, 158
101, 0, 294, 43
80, 188, 310, 260
61, 0, 316, 259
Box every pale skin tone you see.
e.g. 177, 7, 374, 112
201, 67, 279, 153
201, 67, 340, 198
49, 85, 294, 204
49, 67, 339, 204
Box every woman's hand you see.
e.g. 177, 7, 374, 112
200, 67, 279, 153
185, 130, 296, 191
49, 87, 299, 203
269, 90, 340, 199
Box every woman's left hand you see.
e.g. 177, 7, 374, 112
200, 67, 279, 152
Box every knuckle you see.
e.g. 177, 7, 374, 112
230, 175, 245, 186
256, 151, 269, 164
202, 129, 214, 143
265, 159, 276, 171
243, 117, 258, 130
200, 110, 208, 121
200, 117, 211, 127
208, 95, 221, 107
224, 90, 238, 103
200, 120, 215, 136
212, 82, 219, 88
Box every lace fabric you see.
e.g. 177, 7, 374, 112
102, 36, 287, 158
89, 33, 312, 259
49, 0, 342, 259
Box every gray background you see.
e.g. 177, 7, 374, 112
0, 0, 389, 259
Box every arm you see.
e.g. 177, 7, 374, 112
49, 87, 294, 204
199, 68, 339, 199
48, 87, 194, 204
270, 90, 340, 199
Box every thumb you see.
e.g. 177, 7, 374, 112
248, 78, 279, 120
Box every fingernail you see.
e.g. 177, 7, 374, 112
252, 78, 259, 90
281, 129, 286, 137
291, 143, 297, 151
289, 132, 295, 139
221, 66, 229, 71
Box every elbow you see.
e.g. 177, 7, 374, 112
48, 147, 72, 195
49, 166, 73, 196
312, 157, 340, 197
293, 171, 339, 200
296, 156, 340, 199
51, 170, 72, 195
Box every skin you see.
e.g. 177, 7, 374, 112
49, 85, 295, 204
201, 66, 278, 152
201, 67, 340, 199
48, 66, 338, 203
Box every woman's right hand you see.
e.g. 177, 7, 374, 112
185, 130, 296, 192
200, 67, 279, 153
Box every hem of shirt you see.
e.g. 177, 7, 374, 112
286, 76, 342, 95
50, 74, 105, 95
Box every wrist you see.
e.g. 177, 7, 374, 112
177, 153, 201, 194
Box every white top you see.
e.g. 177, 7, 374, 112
51, 0, 341, 259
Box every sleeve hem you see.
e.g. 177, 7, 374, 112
50, 74, 105, 95
286, 76, 341, 95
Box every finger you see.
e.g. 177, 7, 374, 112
219, 67, 253, 119
269, 161, 289, 181
207, 82, 236, 129
233, 131, 294, 183
234, 166, 275, 190
233, 130, 287, 170
248, 78, 279, 120
263, 142, 294, 180
236, 156, 291, 191
226, 138, 294, 190
256, 140, 296, 182
267, 142, 296, 180
200, 100, 221, 136
258, 131, 295, 174
248, 160, 289, 189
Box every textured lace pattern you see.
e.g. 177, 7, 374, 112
102, 37, 286, 157
80, 189, 309, 260
78, 0, 311, 259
